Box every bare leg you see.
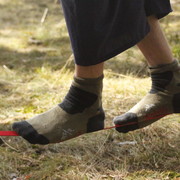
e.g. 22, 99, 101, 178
75, 62, 104, 78
114, 16, 180, 133
137, 16, 174, 66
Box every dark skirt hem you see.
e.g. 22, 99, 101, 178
75, 9, 172, 66
147, 9, 173, 19
75, 29, 150, 66
61, 0, 173, 66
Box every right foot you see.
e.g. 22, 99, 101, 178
12, 76, 105, 144
114, 60, 180, 133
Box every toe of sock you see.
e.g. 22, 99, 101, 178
113, 112, 139, 133
12, 121, 49, 145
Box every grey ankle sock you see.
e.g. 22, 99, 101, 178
114, 60, 180, 133
12, 75, 105, 144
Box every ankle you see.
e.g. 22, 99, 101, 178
75, 63, 104, 79
59, 75, 104, 114
149, 60, 180, 93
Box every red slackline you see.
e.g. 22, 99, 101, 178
0, 122, 137, 136
0, 131, 19, 136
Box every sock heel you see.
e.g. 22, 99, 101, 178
87, 109, 105, 133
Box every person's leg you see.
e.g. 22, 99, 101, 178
75, 63, 104, 78
114, 16, 180, 133
137, 16, 174, 66
12, 63, 105, 144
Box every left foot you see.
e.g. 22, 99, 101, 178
12, 76, 105, 144
114, 60, 180, 133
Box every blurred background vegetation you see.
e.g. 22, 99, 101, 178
0, 0, 180, 179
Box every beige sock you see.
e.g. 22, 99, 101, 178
12, 75, 105, 144
114, 60, 180, 133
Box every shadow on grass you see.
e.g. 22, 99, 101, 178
0, 45, 150, 76
0, 46, 70, 72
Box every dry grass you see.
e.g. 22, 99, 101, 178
0, 0, 180, 179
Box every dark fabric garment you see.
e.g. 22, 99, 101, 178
60, 0, 172, 66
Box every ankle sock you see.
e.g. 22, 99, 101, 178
12, 75, 105, 144
114, 60, 180, 133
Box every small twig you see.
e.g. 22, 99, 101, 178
0, 137, 19, 152
20, 157, 40, 164
41, 8, 49, 24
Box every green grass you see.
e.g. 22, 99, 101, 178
0, 0, 180, 179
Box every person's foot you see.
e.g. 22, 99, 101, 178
114, 60, 180, 133
12, 76, 105, 144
